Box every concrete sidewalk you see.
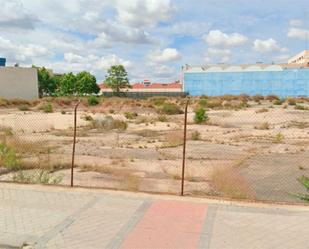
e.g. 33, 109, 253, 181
0, 183, 309, 249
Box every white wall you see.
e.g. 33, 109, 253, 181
0, 67, 39, 100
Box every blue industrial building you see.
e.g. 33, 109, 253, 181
183, 51, 309, 97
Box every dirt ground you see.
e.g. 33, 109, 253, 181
0, 97, 309, 204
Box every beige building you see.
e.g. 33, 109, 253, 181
0, 67, 39, 100
288, 50, 309, 64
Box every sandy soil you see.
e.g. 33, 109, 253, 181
1, 100, 309, 203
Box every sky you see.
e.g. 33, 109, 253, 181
0, 0, 308, 83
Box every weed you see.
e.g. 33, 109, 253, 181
273, 132, 284, 143
124, 112, 138, 120
255, 108, 269, 113
159, 103, 183, 115
255, 122, 270, 130
18, 105, 30, 111
194, 108, 208, 124
87, 96, 99, 106
157, 115, 168, 122
41, 103, 53, 113
191, 131, 201, 140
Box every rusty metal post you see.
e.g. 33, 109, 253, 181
71, 100, 81, 187
181, 98, 189, 196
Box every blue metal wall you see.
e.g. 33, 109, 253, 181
184, 68, 309, 97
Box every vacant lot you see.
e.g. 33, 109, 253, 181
0, 96, 308, 204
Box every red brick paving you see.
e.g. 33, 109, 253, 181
120, 200, 208, 249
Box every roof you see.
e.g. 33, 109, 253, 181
99, 82, 182, 90
183, 63, 309, 73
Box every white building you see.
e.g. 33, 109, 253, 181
288, 50, 309, 64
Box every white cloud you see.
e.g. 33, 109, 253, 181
153, 65, 176, 78
287, 27, 309, 40
148, 48, 181, 63
253, 38, 288, 53
289, 19, 303, 27
204, 30, 248, 48
160, 21, 211, 37
0, 35, 52, 62
116, 0, 174, 28
0, 0, 38, 30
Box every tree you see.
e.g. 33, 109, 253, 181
57, 73, 77, 96
105, 65, 130, 94
76, 71, 99, 95
36, 67, 57, 97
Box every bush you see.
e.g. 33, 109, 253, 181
191, 131, 201, 140
194, 108, 208, 124
18, 105, 30, 111
199, 98, 208, 107
0, 143, 20, 170
157, 115, 168, 122
42, 103, 53, 113
295, 105, 306, 110
90, 116, 128, 131
273, 132, 284, 143
273, 99, 284, 105
87, 96, 99, 106
255, 122, 270, 130
160, 103, 183, 115
288, 98, 297, 106
296, 176, 309, 202
124, 112, 138, 120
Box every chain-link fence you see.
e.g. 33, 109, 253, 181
0, 96, 308, 205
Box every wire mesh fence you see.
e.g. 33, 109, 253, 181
0, 96, 308, 205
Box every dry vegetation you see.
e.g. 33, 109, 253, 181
1, 95, 309, 203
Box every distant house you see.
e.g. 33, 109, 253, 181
0, 62, 39, 100
99, 80, 183, 94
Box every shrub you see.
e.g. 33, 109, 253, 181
295, 105, 306, 110
18, 105, 30, 111
252, 95, 264, 102
273, 132, 284, 143
87, 96, 99, 106
295, 176, 309, 202
273, 99, 284, 105
157, 115, 168, 122
149, 97, 167, 106
109, 109, 115, 114
61, 110, 66, 115
255, 108, 268, 114
90, 116, 128, 131
287, 98, 297, 106
42, 103, 53, 113
255, 122, 270, 130
124, 112, 138, 120
191, 131, 201, 140
160, 103, 183, 115
0, 143, 20, 170
12, 170, 63, 185
194, 108, 208, 124
266, 95, 280, 102
198, 98, 208, 107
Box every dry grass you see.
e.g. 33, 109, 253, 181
163, 130, 183, 147
211, 166, 255, 199
121, 175, 141, 191
79, 164, 114, 174
255, 122, 270, 130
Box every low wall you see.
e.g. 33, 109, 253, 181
100, 91, 187, 99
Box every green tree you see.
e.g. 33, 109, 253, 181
76, 71, 99, 95
105, 65, 130, 94
57, 73, 77, 96
36, 67, 57, 97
